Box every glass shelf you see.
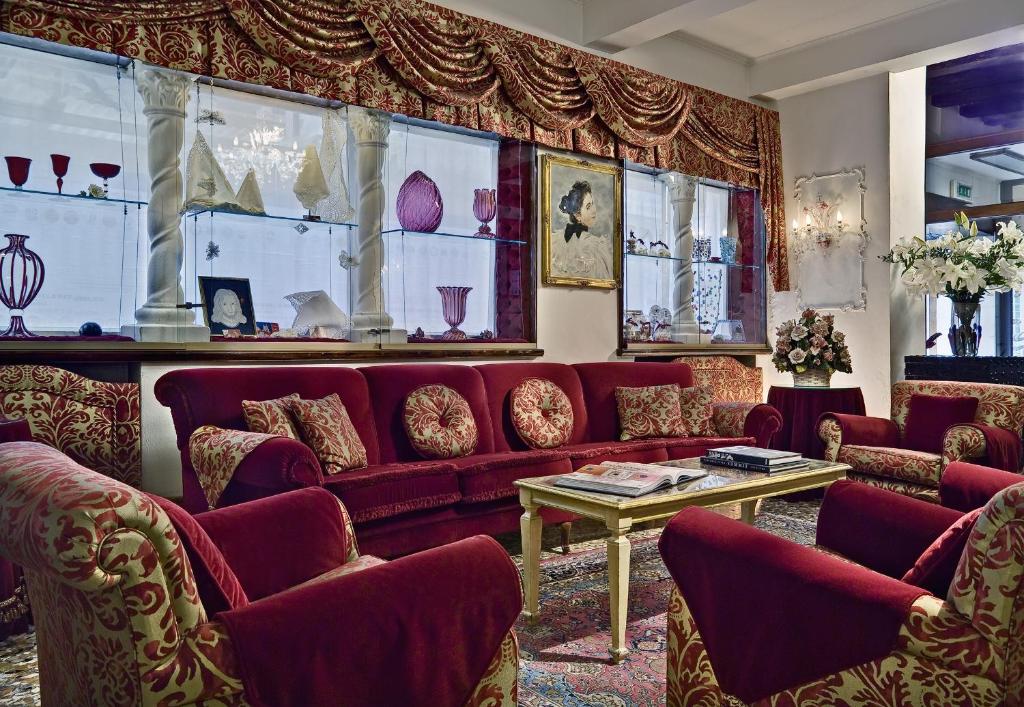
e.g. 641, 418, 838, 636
382, 228, 526, 245
186, 207, 356, 229
625, 252, 760, 269
0, 186, 147, 207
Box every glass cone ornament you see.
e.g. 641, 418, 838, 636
293, 145, 330, 221
0, 234, 44, 337
183, 131, 238, 214
234, 169, 266, 215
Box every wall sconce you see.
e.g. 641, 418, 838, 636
792, 199, 844, 249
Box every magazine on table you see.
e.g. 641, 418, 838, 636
700, 455, 810, 474
553, 462, 707, 497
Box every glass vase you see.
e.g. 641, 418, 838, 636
0, 234, 45, 337
947, 298, 981, 357
437, 286, 472, 340
473, 188, 496, 238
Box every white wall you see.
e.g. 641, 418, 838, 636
759, 74, 894, 417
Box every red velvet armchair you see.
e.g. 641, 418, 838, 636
0, 442, 520, 707
817, 380, 1024, 501
659, 461, 1024, 706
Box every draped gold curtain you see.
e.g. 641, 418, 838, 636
0, 0, 788, 289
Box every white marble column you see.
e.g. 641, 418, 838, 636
123, 67, 209, 342
662, 173, 699, 340
348, 107, 405, 343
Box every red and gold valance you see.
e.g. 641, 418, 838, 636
0, 0, 788, 289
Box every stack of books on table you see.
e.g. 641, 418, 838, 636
701, 446, 809, 473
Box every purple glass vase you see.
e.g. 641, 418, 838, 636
396, 171, 443, 232
473, 188, 496, 238
437, 286, 472, 341
0, 234, 44, 337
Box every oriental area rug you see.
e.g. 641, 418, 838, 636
0, 498, 818, 707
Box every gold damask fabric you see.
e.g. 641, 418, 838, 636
0, 0, 789, 289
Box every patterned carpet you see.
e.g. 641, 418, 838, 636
0, 497, 818, 707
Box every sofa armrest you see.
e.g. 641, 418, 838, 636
0, 418, 32, 443
816, 479, 964, 577
659, 506, 926, 703
195, 487, 353, 602
711, 402, 782, 447
818, 412, 900, 449
940, 460, 1024, 512
218, 536, 521, 707
223, 436, 324, 492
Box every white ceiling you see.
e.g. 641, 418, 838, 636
663, 0, 954, 60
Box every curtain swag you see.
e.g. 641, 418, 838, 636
0, 0, 789, 289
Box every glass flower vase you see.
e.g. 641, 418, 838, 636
437, 286, 472, 340
947, 297, 981, 357
0, 234, 45, 337
473, 188, 496, 238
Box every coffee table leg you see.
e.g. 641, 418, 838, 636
519, 490, 543, 621
740, 499, 756, 524
606, 517, 632, 664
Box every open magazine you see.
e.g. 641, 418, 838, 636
553, 462, 707, 498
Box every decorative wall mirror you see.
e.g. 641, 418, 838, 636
791, 168, 868, 311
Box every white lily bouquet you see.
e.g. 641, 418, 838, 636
883, 212, 1024, 302
883, 212, 1024, 355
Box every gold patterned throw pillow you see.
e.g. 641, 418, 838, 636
679, 385, 716, 436
511, 378, 574, 449
615, 384, 687, 441
242, 394, 300, 439
403, 384, 479, 459
287, 394, 368, 474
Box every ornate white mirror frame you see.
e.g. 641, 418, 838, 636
791, 167, 868, 311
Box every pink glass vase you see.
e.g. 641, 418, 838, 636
0, 234, 45, 337
4, 157, 30, 189
396, 171, 443, 232
437, 286, 472, 341
473, 188, 496, 238
50, 154, 70, 194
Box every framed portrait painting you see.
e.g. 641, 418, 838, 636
198, 276, 257, 336
541, 153, 623, 289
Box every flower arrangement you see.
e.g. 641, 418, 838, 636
772, 309, 852, 377
882, 212, 1024, 303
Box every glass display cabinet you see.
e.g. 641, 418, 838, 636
0, 39, 536, 356
619, 166, 768, 355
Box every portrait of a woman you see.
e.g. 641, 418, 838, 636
198, 276, 257, 336
542, 154, 622, 288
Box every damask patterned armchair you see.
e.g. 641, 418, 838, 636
660, 461, 1024, 706
817, 380, 1024, 501
0, 442, 519, 707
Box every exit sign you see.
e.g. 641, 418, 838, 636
953, 181, 972, 200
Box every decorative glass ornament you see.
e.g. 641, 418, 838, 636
397, 171, 444, 232
473, 188, 496, 237
437, 286, 472, 340
0, 234, 44, 337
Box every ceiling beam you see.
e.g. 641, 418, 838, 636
750, 0, 1024, 100
581, 0, 754, 53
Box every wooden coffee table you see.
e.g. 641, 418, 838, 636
515, 457, 849, 663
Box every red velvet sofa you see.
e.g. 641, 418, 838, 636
156, 361, 782, 557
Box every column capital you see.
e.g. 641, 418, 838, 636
661, 172, 696, 203
350, 107, 391, 147
136, 67, 191, 118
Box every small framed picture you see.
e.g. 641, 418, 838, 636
541, 152, 623, 289
198, 276, 257, 336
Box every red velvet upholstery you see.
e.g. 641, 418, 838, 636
660, 506, 926, 703
359, 364, 496, 463
147, 493, 250, 614
741, 404, 784, 449
572, 362, 695, 442
0, 419, 32, 443
452, 449, 572, 502
215, 436, 323, 511
320, 461, 460, 523
475, 362, 589, 451
195, 487, 353, 602
219, 536, 522, 707
563, 439, 670, 468
815, 480, 965, 579
901, 508, 982, 597
903, 394, 979, 454
940, 460, 1024, 512
155, 367, 376, 511
822, 412, 901, 447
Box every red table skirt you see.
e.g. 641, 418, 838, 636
767, 385, 866, 459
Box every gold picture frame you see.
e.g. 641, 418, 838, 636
541, 153, 623, 289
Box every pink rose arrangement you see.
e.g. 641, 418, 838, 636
772, 309, 852, 376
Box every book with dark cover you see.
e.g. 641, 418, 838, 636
705, 445, 802, 467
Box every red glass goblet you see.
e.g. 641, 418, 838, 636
89, 162, 121, 196
4, 157, 30, 190
50, 154, 70, 194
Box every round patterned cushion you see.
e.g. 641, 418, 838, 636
403, 384, 479, 459
510, 378, 574, 449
